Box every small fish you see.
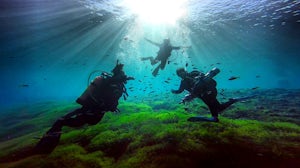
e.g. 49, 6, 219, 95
228, 76, 240, 80
185, 63, 188, 67
251, 86, 259, 90
164, 81, 170, 83
128, 87, 133, 89
138, 80, 142, 82
173, 63, 178, 65
216, 62, 221, 65
149, 91, 155, 94
210, 64, 214, 66
256, 75, 261, 78
19, 84, 29, 87
168, 61, 171, 64
166, 78, 171, 80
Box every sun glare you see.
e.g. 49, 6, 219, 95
122, 0, 187, 25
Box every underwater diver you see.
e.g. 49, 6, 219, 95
141, 38, 189, 76
172, 67, 239, 122
35, 61, 134, 154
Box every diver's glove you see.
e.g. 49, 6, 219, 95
180, 94, 195, 104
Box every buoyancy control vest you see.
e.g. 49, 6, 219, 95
76, 74, 124, 111
192, 68, 220, 95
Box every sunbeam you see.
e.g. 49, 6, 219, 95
121, 0, 187, 25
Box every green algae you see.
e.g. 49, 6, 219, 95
0, 98, 300, 167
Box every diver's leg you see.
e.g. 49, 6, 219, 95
141, 57, 159, 65
199, 90, 220, 121
141, 56, 152, 61
35, 107, 93, 154
34, 107, 83, 155
150, 57, 159, 65
218, 99, 237, 113
201, 96, 220, 119
152, 65, 160, 76
46, 107, 86, 133
48, 108, 105, 133
85, 110, 105, 125
160, 60, 167, 70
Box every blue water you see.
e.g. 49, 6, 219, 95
1, 0, 300, 108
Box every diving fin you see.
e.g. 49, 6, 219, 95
34, 132, 61, 154
152, 66, 160, 77
188, 116, 219, 122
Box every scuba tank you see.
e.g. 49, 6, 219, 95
205, 67, 220, 79
192, 67, 220, 95
76, 72, 111, 107
76, 76, 104, 106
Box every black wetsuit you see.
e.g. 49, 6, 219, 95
35, 60, 135, 154
173, 71, 235, 118
155, 44, 180, 70
142, 39, 180, 76
35, 74, 127, 154
47, 75, 125, 134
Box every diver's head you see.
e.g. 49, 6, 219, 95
163, 38, 170, 45
112, 61, 125, 76
176, 68, 187, 79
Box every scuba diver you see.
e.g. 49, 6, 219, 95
35, 61, 134, 154
172, 67, 240, 122
141, 38, 189, 76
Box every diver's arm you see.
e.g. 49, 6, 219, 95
171, 81, 185, 94
145, 38, 160, 47
172, 46, 181, 50
172, 46, 191, 50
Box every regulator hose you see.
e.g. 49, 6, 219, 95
87, 70, 102, 87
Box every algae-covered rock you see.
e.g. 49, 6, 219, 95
1, 89, 300, 167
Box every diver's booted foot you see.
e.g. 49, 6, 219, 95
188, 116, 219, 122
34, 132, 61, 154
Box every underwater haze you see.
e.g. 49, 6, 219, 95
1, 0, 300, 108
1, 0, 300, 167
